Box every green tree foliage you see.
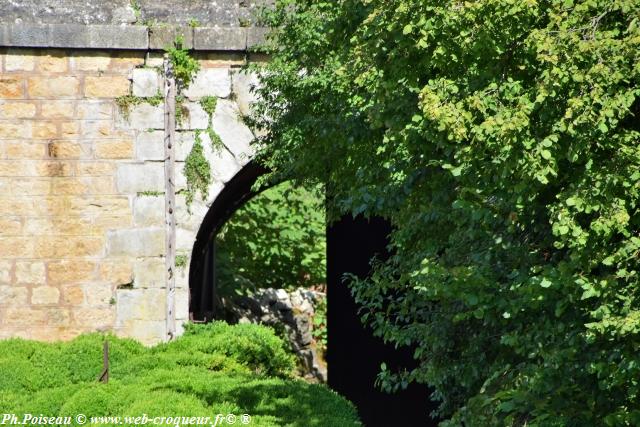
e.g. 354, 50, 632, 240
250, 0, 640, 424
215, 182, 326, 297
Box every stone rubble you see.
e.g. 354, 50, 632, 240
218, 287, 327, 383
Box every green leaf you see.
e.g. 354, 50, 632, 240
402, 24, 413, 35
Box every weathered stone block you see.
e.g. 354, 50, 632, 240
208, 146, 241, 183
41, 100, 75, 118
86, 283, 115, 306
98, 260, 133, 286
76, 101, 112, 120
0, 286, 28, 305
132, 68, 161, 97
117, 103, 164, 130
176, 227, 196, 252
46, 308, 72, 326
145, 53, 164, 68
48, 260, 96, 286
174, 185, 223, 232
34, 236, 104, 258
62, 285, 85, 305
0, 237, 32, 258
0, 101, 37, 118
109, 52, 145, 71
72, 53, 111, 71
0, 217, 21, 235
116, 162, 164, 193
75, 161, 115, 176
5, 142, 45, 159
116, 288, 166, 322
4, 308, 46, 325
182, 68, 231, 99
176, 287, 189, 320
133, 257, 166, 288
81, 120, 113, 138
0, 122, 31, 139
4, 49, 36, 71
48, 176, 107, 195
37, 52, 68, 73
247, 27, 270, 49
32, 286, 60, 305
107, 227, 164, 257
116, 319, 166, 346
0, 160, 35, 176
33, 122, 58, 139
94, 139, 134, 159
136, 131, 164, 161
73, 307, 115, 329
211, 100, 255, 161
9, 178, 48, 196
0, 77, 23, 98
193, 27, 246, 51
0, 260, 12, 284
28, 76, 79, 98
134, 195, 165, 227
15, 261, 45, 285
47, 141, 88, 159
85, 76, 130, 98
173, 131, 191, 162
149, 26, 193, 50
60, 121, 80, 138
178, 101, 208, 130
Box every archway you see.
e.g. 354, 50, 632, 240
188, 160, 269, 322
187, 162, 436, 426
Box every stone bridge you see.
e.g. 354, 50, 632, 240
0, 0, 268, 344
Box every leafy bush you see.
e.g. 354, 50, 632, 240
215, 181, 326, 296
157, 322, 296, 377
0, 323, 359, 426
250, 0, 640, 424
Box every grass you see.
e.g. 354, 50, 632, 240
0, 323, 360, 426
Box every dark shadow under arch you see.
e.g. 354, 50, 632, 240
188, 161, 437, 426
189, 160, 270, 320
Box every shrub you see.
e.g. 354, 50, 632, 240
0, 323, 356, 426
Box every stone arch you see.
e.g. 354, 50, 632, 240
186, 160, 268, 321
110, 67, 262, 343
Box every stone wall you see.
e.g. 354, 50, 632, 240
0, 47, 259, 345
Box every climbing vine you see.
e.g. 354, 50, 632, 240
199, 95, 223, 150
183, 130, 211, 210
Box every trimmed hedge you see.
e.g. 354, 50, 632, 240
0, 322, 360, 426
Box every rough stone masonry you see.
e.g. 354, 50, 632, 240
0, 1, 266, 345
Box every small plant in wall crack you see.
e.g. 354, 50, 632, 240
116, 93, 164, 121
175, 95, 188, 127
175, 255, 188, 269
115, 95, 142, 120
167, 35, 200, 90
199, 96, 224, 150
137, 191, 164, 197
183, 130, 211, 210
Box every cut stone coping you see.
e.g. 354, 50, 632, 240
0, 24, 268, 51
